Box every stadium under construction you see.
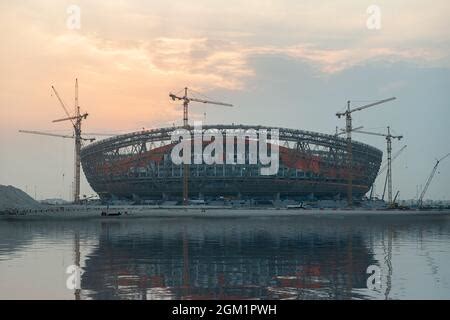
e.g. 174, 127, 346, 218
80, 124, 383, 202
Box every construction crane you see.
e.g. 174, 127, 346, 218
169, 87, 233, 205
353, 126, 403, 206
369, 144, 407, 200
19, 79, 93, 203
335, 126, 364, 137
336, 97, 396, 207
418, 153, 450, 208
371, 145, 407, 201
377, 145, 407, 179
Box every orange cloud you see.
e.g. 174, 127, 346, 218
1, 0, 448, 135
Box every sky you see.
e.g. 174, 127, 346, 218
0, 0, 449, 201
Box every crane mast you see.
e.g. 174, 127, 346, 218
353, 126, 402, 206
169, 87, 233, 205
336, 97, 396, 207
369, 144, 406, 200
345, 102, 353, 207
20, 79, 92, 204
377, 145, 407, 178
51, 79, 89, 203
386, 127, 393, 205
73, 79, 82, 204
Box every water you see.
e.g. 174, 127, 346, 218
1, 214, 450, 300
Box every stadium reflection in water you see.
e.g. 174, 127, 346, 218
1, 215, 450, 299
82, 218, 376, 300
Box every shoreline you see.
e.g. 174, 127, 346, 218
1, 205, 450, 220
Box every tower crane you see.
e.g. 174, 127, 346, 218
418, 153, 450, 208
370, 144, 407, 200
336, 97, 396, 207
19, 79, 94, 203
353, 126, 403, 206
377, 145, 407, 179
335, 126, 364, 137
338, 137, 407, 201
169, 87, 233, 205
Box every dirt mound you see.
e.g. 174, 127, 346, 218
0, 185, 42, 211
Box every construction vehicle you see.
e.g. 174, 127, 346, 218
418, 153, 450, 208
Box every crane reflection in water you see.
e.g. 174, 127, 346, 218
2, 214, 449, 299
78, 217, 386, 300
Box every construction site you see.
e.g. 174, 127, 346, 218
5, 80, 447, 212
2, 1, 450, 306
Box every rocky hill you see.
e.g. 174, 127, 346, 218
0, 185, 42, 211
